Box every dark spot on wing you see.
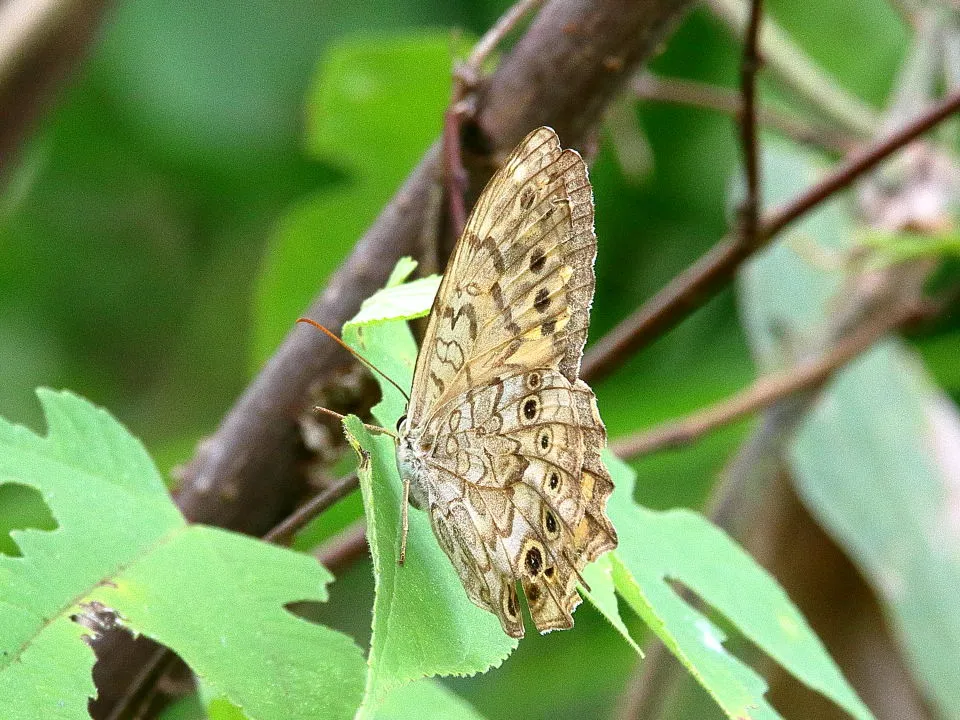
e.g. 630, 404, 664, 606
525, 546, 543, 575
534, 288, 550, 313
529, 248, 546, 273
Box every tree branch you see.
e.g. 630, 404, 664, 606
737, 0, 763, 249
631, 74, 857, 153
581, 89, 960, 383
0, 0, 113, 183
262, 473, 359, 546
610, 299, 924, 459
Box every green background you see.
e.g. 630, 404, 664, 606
1, 0, 954, 717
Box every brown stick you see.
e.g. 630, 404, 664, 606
263, 473, 360, 546
631, 74, 856, 153
0, 0, 113, 183
610, 300, 922, 459
737, 0, 764, 250
581, 89, 960, 383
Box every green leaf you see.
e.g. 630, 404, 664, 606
580, 553, 642, 655
605, 452, 873, 720
0, 389, 365, 720
350, 276, 441, 327
305, 33, 454, 179
252, 33, 452, 368
376, 679, 488, 720
341, 315, 515, 715
739, 141, 960, 719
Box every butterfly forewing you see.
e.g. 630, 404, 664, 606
399, 126, 617, 637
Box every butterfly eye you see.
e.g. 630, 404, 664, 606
396, 414, 408, 432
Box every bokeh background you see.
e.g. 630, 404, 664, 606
1, 0, 956, 717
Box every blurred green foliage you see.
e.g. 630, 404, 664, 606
1, 0, 957, 717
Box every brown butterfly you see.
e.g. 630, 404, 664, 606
395, 127, 618, 637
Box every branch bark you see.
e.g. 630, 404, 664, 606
0, 0, 113, 182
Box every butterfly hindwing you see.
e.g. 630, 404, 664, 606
421, 370, 616, 636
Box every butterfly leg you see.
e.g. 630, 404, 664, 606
399, 476, 411, 565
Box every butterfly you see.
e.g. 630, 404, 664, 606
394, 126, 617, 638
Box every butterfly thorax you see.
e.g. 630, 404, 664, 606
396, 418, 430, 510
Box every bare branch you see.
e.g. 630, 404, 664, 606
263, 473, 360, 546
0, 0, 113, 183
610, 299, 923, 459
763, 90, 960, 239
631, 74, 856, 153
581, 89, 960, 383
737, 0, 763, 249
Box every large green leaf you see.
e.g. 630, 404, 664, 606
605, 452, 873, 720
0, 390, 365, 719
340, 264, 515, 717
739, 141, 960, 719
251, 33, 452, 368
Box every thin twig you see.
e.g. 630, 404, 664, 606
263, 473, 360, 546
466, 0, 544, 75
610, 300, 923, 459
581, 89, 960, 383
706, 0, 879, 136
315, 521, 369, 574
443, 105, 471, 238
444, 0, 545, 238
737, 0, 763, 248
762, 91, 960, 239
631, 74, 856, 153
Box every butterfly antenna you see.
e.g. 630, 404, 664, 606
297, 317, 411, 403
312, 405, 398, 440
